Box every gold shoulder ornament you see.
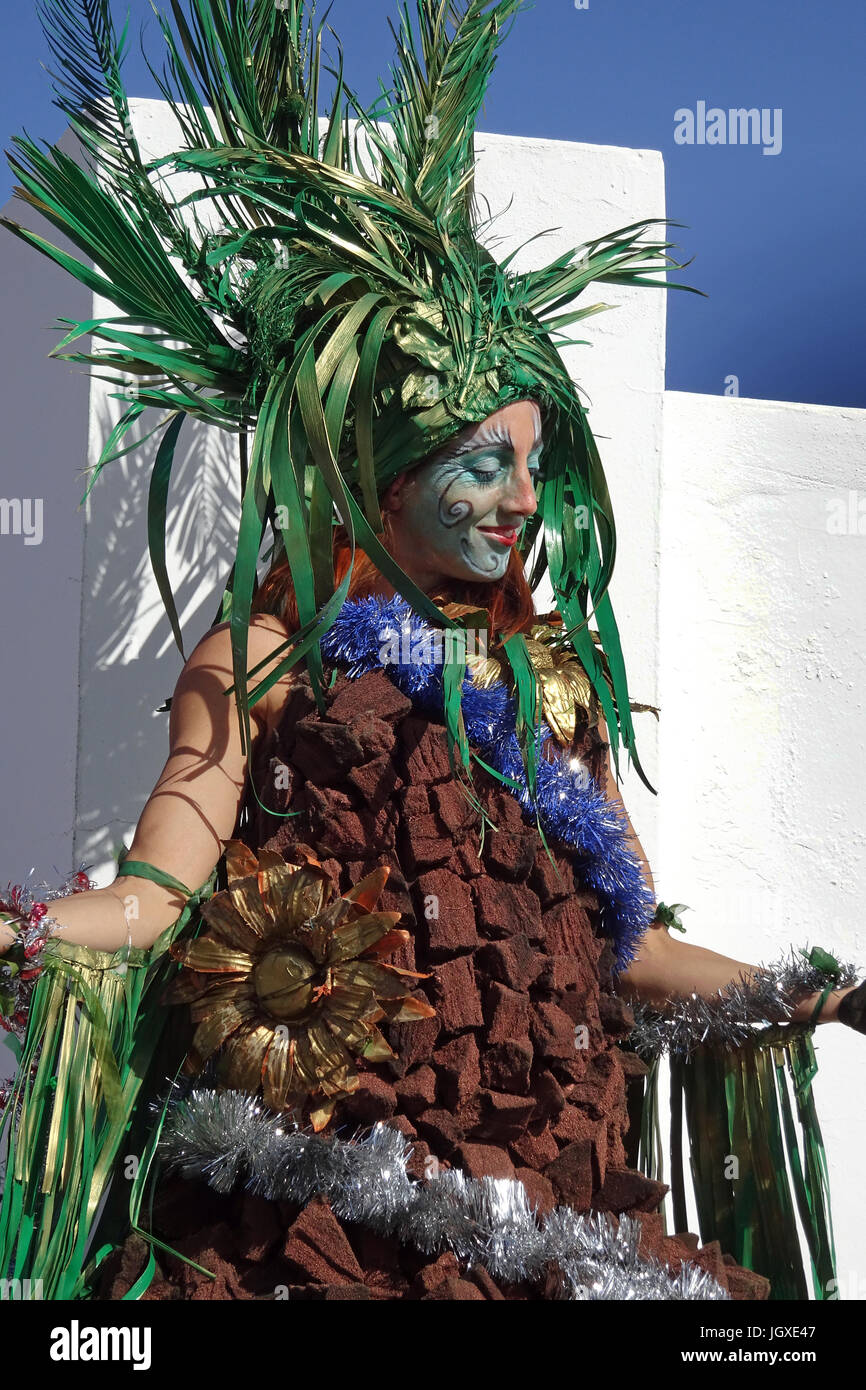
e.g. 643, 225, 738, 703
461, 613, 659, 753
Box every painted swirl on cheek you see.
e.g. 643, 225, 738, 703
437, 476, 473, 529
433, 463, 504, 578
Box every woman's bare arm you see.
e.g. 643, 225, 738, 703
592, 715, 854, 1024
0, 613, 294, 954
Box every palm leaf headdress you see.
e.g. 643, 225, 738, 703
4, 0, 696, 795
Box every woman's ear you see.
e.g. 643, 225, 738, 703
382, 471, 409, 512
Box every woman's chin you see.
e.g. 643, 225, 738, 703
408, 544, 509, 588
441, 565, 505, 587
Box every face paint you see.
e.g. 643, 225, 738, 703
392, 420, 543, 585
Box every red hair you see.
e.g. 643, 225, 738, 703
251, 519, 536, 639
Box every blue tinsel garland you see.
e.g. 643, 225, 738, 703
319, 596, 655, 970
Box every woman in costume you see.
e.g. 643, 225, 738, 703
1, 0, 864, 1301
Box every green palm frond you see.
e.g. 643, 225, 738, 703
36, 0, 219, 282
3, 140, 221, 348
37, 0, 137, 163
517, 218, 699, 322
352, 0, 526, 228
148, 0, 345, 160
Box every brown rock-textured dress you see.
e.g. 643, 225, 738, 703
102, 666, 769, 1301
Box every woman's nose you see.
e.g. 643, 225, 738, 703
501, 458, 539, 520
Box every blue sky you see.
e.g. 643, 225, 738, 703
1, 0, 863, 407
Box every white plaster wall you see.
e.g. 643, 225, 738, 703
659, 390, 866, 1291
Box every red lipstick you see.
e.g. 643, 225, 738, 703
477, 525, 519, 547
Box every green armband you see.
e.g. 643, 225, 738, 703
115, 857, 194, 900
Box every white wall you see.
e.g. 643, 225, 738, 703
659, 390, 866, 1289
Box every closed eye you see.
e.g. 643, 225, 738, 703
468, 467, 504, 488
461, 452, 509, 485
461, 445, 543, 486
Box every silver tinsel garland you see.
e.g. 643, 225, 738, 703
628, 945, 860, 1059
157, 1087, 728, 1301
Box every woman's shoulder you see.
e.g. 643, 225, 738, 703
183, 612, 295, 734
188, 612, 293, 668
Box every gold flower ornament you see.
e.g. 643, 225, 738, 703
164, 841, 434, 1131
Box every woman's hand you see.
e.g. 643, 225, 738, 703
836, 981, 866, 1033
